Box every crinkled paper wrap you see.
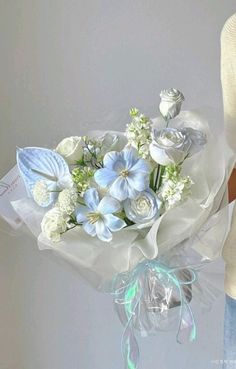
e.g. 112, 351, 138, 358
12, 110, 236, 290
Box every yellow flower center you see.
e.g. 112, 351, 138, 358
120, 169, 129, 178
87, 212, 101, 224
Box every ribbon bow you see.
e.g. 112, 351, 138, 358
111, 260, 197, 369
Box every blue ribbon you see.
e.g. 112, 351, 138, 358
111, 260, 197, 369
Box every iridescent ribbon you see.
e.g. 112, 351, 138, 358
112, 260, 197, 369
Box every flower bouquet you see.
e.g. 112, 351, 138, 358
9, 89, 234, 369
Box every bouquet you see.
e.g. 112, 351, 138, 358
9, 89, 234, 369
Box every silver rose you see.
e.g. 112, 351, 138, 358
159, 88, 185, 121
149, 127, 207, 166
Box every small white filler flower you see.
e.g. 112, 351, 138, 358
41, 207, 69, 242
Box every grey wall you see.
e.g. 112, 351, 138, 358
0, 1, 236, 369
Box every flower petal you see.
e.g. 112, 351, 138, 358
127, 171, 150, 192
127, 185, 139, 199
95, 220, 112, 242
149, 142, 173, 166
76, 205, 89, 223
103, 151, 121, 170
130, 158, 150, 174
182, 128, 207, 157
83, 188, 100, 210
104, 214, 126, 232
122, 147, 138, 169
97, 196, 122, 214
109, 177, 128, 201
83, 221, 96, 237
94, 168, 118, 188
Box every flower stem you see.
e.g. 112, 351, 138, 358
154, 165, 165, 191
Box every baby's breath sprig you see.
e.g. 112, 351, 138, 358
126, 108, 153, 159
81, 136, 104, 168
159, 164, 193, 210
72, 166, 95, 197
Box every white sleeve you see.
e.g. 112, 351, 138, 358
221, 13, 236, 156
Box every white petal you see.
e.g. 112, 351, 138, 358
149, 142, 173, 165
104, 214, 126, 232
83, 221, 96, 237
97, 196, 122, 214
95, 220, 112, 242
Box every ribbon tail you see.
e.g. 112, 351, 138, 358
122, 325, 140, 369
177, 300, 197, 344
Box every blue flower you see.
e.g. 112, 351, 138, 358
124, 189, 161, 224
94, 147, 151, 201
76, 188, 126, 242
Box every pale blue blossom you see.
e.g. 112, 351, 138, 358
76, 188, 126, 242
94, 147, 151, 201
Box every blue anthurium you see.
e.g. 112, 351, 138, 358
76, 188, 126, 242
17, 147, 73, 207
94, 147, 151, 201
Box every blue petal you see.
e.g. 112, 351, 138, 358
109, 177, 128, 201
104, 214, 126, 231
130, 158, 150, 174
94, 168, 117, 188
97, 196, 121, 214
103, 151, 121, 170
127, 172, 149, 192
17, 147, 70, 204
83, 188, 100, 211
83, 221, 96, 237
113, 159, 126, 173
76, 205, 89, 223
95, 220, 112, 242
127, 185, 139, 199
122, 147, 138, 170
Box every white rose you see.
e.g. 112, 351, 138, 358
159, 88, 184, 120
150, 127, 207, 166
41, 207, 68, 242
56, 136, 83, 164
124, 189, 161, 224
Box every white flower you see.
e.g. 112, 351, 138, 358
41, 207, 69, 242
150, 127, 207, 166
125, 109, 152, 159
32, 179, 51, 206
160, 176, 193, 210
56, 136, 83, 164
124, 189, 161, 224
159, 88, 184, 120
58, 188, 78, 215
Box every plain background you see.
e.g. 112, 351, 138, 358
0, 1, 236, 368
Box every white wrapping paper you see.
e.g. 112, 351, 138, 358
11, 110, 236, 290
